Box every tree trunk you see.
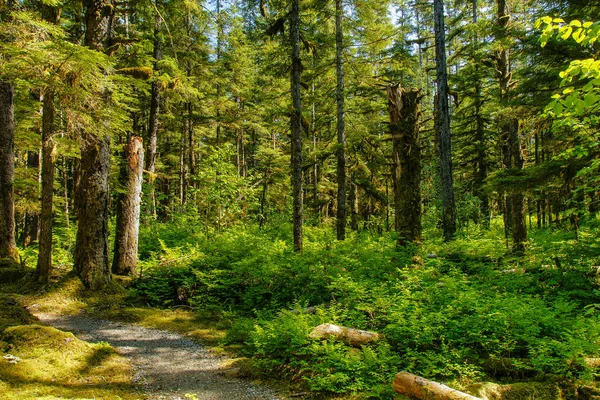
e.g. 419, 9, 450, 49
112, 136, 144, 275
393, 372, 481, 400
388, 84, 422, 245
349, 178, 359, 231
496, 0, 526, 254
434, 0, 456, 241
179, 119, 187, 208
73, 0, 112, 289
309, 323, 381, 347
290, 0, 303, 252
74, 133, 111, 289
0, 81, 18, 263
36, 3, 60, 283
187, 102, 195, 181
471, 0, 489, 227
146, 13, 162, 218
335, 0, 347, 241
22, 150, 40, 247
36, 89, 56, 283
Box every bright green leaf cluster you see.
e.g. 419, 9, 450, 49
535, 17, 600, 47
535, 17, 600, 118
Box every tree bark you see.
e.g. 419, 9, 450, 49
22, 150, 40, 247
335, 0, 346, 241
112, 136, 144, 275
36, 89, 56, 283
36, 2, 60, 283
496, 0, 526, 253
146, 12, 162, 218
434, 0, 457, 241
309, 323, 381, 347
0, 81, 18, 263
74, 133, 111, 289
290, 0, 303, 252
73, 0, 112, 289
393, 372, 481, 400
349, 178, 359, 231
388, 84, 422, 245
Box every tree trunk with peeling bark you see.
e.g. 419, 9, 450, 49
112, 136, 144, 275
393, 372, 481, 400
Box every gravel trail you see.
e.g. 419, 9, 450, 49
32, 311, 281, 400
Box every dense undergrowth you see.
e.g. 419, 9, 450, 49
126, 216, 600, 398
3, 216, 600, 399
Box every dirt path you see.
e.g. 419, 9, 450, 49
32, 311, 281, 400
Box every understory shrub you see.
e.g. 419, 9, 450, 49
130, 221, 600, 396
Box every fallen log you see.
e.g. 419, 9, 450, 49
308, 323, 381, 347
393, 372, 481, 400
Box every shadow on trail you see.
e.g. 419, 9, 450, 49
35, 312, 280, 400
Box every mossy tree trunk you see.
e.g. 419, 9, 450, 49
74, 0, 113, 289
0, 81, 18, 263
112, 136, 144, 276
388, 84, 422, 245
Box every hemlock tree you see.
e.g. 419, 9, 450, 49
73, 0, 113, 289
146, 12, 162, 218
36, 2, 61, 283
335, 0, 347, 241
433, 0, 457, 241
290, 0, 303, 252
0, 81, 18, 264
496, 0, 526, 253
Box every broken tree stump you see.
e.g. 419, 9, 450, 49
308, 323, 381, 347
393, 372, 481, 400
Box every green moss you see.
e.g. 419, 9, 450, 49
0, 265, 31, 283
469, 382, 563, 400
0, 287, 140, 400
0, 325, 141, 399
0, 295, 38, 331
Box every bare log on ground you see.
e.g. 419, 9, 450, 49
393, 371, 481, 400
308, 323, 381, 347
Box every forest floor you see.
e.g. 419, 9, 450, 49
0, 270, 288, 400
32, 309, 281, 400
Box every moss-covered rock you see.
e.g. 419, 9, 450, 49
0, 295, 37, 331
0, 264, 30, 283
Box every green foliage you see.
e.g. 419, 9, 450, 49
129, 220, 600, 396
